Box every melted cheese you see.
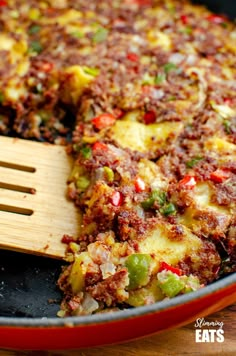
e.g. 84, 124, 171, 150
178, 182, 231, 233
204, 137, 236, 161
110, 120, 183, 153
138, 221, 202, 272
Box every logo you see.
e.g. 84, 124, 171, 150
194, 317, 224, 343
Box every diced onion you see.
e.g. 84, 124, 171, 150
100, 262, 116, 279
88, 242, 111, 264
81, 293, 99, 314
150, 88, 164, 100
169, 53, 185, 65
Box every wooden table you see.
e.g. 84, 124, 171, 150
0, 303, 235, 356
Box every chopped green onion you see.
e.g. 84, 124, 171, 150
186, 156, 203, 168
83, 66, 100, 77
155, 73, 166, 85
160, 202, 176, 216
92, 27, 108, 43
28, 25, 41, 35
163, 62, 177, 74
29, 40, 43, 54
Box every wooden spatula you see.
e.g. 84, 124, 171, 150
0, 136, 81, 259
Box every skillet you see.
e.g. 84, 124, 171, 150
0, 0, 236, 350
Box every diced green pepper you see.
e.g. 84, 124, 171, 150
71, 30, 84, 39
181, 275, 201, 293
125, 253, 152, 290
163, 62, 177, 74
92, 27, 108, 43
141, 196, 155, 210
186, 156, 203, 168
28, 25, 41, 35
180, 26, 192, 35
157, 271, 185, 297
141, 190, 166, 210
76, 176, 90, 190
155, 73, 166, 84
103, 166, 114, 182
167, 95, 176, 101
81, 145, 92, 159
160, 202, 176, 216
29, 40, 43, 54
127, 279, 164, 307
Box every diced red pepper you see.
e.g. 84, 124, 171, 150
142, 85, 153, 95
92, 113, 116, 130
180, 14, 189, 25
127, 52, 139, 62
159, 261, 183, 276
61, 234, 75, 244
134, 177, 146, 192
125, 0, 151, 5
179, 175, 196, 189
223, 97, 233, 106
110, 191, 123, 207
46, 7, 56, 15
92, 142, 108, 151
41, 62, 54, 72
143, 110, 156, 124
0, 0, 7, 6
207, 14, 227, 24
113, 108, 124, 119
210, 169, 231, 183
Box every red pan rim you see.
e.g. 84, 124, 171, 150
0, 273, 235, 328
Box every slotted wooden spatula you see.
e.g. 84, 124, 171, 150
0, 136, 81, 259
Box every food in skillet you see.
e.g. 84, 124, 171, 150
0, 0, 235, 316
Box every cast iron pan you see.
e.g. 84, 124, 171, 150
0, 0, 235, 320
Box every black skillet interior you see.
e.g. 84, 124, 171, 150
192, 0, 236, 19
0, 0, 235, 319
